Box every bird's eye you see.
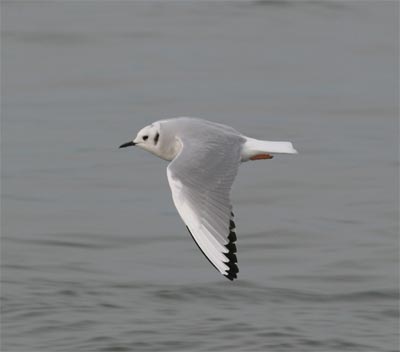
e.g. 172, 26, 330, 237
143, 135, 148, 141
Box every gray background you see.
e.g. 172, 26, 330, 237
1, 1, 398, 351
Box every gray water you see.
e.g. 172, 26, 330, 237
1, 1, 398, 351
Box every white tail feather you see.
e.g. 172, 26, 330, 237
242, 137, 298, 161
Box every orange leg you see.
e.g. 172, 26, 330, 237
250, 154, 274, 160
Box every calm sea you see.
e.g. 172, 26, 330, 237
1, 1, 398, 351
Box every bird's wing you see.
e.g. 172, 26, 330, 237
166, 134, 243, 280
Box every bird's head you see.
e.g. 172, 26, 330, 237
120, 122, 161, 154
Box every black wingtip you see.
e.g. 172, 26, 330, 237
224, 273, 237, 281
225, 241, 237, 253
186, 212, 239, 281
228, 231, 237, 242
223, 213, 239, 281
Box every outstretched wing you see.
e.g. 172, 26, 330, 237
167, 134, 243, 280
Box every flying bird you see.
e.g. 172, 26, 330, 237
119, 117, 297, 280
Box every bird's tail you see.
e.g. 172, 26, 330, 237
242, 138, 298, 161
246, 138, 298, 154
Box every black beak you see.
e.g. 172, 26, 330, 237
119, 141, 136, 149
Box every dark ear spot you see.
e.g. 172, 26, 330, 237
154, 132, 160, 145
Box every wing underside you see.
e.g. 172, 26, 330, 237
166, 133, 242, 280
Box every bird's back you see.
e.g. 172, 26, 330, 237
160, 117, 245, 147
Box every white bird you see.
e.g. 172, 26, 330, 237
119, 117, 297, 280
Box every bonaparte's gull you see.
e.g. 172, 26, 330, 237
120, 117, 297, 280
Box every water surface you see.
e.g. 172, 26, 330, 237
1, 1, 398, 351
